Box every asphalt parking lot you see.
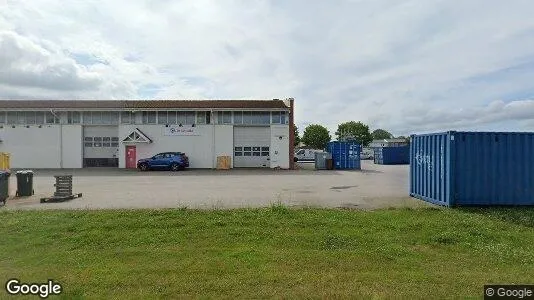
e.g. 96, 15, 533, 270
3, 160, 427, 210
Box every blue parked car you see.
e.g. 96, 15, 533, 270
137, 152, 189, 171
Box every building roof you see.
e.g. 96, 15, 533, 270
0, 99, 289, 109
371, 138, 408, 143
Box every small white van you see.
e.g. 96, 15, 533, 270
294, 148, 322, 162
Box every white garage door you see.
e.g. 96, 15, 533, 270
83, 126, 119, 167
234, 126, 271, 168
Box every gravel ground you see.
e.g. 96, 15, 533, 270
2, 160, 428, 210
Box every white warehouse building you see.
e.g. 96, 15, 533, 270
0, 99, 295, 170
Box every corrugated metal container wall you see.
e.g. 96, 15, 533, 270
374, 146, 410, 165
327, 141, 361, 170
410, 132, 534, 206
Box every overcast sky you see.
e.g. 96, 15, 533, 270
1, 0, 534, 136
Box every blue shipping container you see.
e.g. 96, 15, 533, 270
374, 146, 410, 165
410, 131, 534, 207
327, 141, 361, 170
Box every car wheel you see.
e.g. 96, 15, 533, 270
139, 163, 149, 171
170, 163, 180, 171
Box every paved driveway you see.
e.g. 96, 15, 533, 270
3, 161, 427, 210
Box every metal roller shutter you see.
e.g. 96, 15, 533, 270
83, 126, 120, 167
233, 126, 271, 168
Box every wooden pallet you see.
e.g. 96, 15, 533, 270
40, 193, 82, 203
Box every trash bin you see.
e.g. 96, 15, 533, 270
326, 159, 334, 170
0, 171, 10, 204
16, 170, 34, 197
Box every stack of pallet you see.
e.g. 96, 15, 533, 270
216, 156, 231, 170
54, 175, 73, 197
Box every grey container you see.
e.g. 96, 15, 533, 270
315, 152, 332, 170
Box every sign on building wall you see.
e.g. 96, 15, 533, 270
163, 126, 199, 136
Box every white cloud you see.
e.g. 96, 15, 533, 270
1, 0, 534, 134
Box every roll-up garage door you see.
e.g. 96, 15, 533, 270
233, 126, 271, 168
83, 126, 119, 167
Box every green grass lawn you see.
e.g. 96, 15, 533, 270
1, 206, 534, 299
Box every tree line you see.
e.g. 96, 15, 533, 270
293, 122, 409, 150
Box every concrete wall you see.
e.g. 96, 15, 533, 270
270, 125, 290, 169
214, 125, 234, 168
0, 125, 83, 168
118, 125, 215, 168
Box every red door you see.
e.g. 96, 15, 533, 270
126, 146, 137, 169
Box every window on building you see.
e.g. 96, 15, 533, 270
121, 112, 131, 124
260, 112, 270, 124
35, 112, 45, 124
233, 111, 243, 124
68, 111, 81, 124
111, 142, 119, 147
167, 111, 177, 124
158, 111, 167, 124
101, 112, 111, 124
245, 111, 270, 125
281, 111, 287, 124
242, 112, 252, 124
17, 111, 25, 124
143, 112, 157, 124
176, 111, 185, 125
234, 147, 243, 156
6, 112, 16, 124
185, 112, 195, 124
45, 112, 59, 124
83, 112, 92, 124
84, 137, 93, 142
196, 112, 206, 124
110, 112, 119, 124
91, 112, 102, 124
0, 112, 5, 123
217, 111, 232, 124
271, 111, 281, 124
252, 147, 261, 156
24, 111, 36, 124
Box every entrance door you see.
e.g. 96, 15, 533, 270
126, 146, 137, 169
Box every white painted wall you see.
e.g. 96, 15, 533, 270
270, 125, 290, 169
214, 125, 234, 168
118, 125, 215, 168
0, 125, 60, 168
61, 125, 83, 168
0, 125, 83, 169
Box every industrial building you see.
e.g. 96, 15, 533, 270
0, 99, 295, 169
369, 138, 409, 148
